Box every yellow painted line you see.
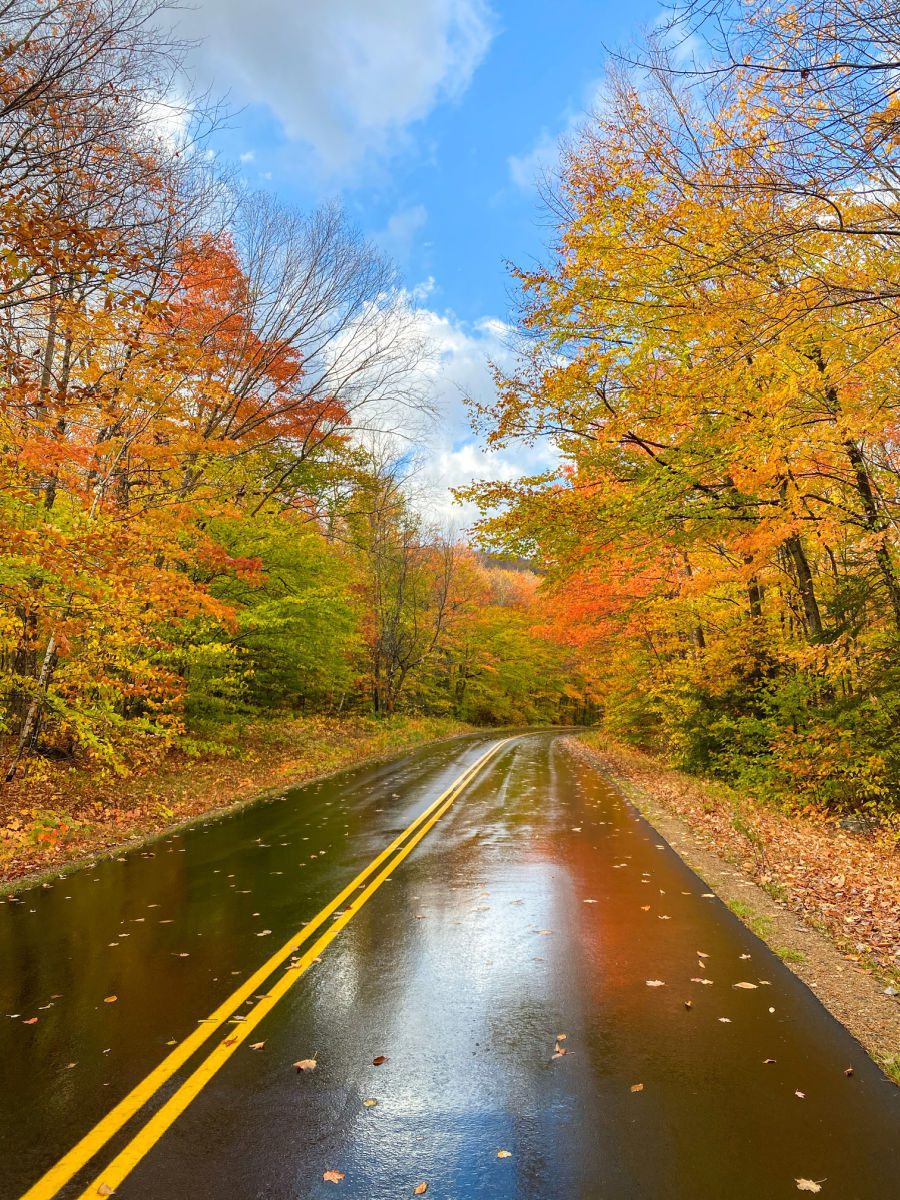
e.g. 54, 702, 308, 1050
78, 739, 511, 1198
21, 738, 512, 1200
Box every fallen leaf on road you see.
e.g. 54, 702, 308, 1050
795, 1090, 805, 1099
718, 1017, 731, 1023
294, 1059, 316, 1072
583, 899, 598, 904
97, 1185, 114, 1196
323, 1170, 345, 1184
645, 980, 665, 987
363, 1098, 378, 1107
414, 1184, 428, 1195
691, 978, 714, 985
372, 1055, 387, 1065
764, 1058, 777, 1064
556, 1033, 567, 1041
683, 1000, 692, 1010
733, 982, 758, 989
103, 996, 117, 1004
640, 905, 650, 911
844, 1067, 854, 1077
795, 1180, 823, 1193
551, 1044, 567, 1060
223, 1037, 238, 1047
23, 1017, 38, 1024
630, 1083, 643, 1092
697, 952, 709, 958
249, 1042, 265, 1051
497, 1150, 512, 1159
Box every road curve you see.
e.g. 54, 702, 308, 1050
1, 732, 898, 1199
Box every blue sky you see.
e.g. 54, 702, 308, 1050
175, 0, 664, 518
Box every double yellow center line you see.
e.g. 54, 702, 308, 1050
22, 737, 513, 1200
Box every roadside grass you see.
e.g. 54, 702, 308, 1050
726, 898, 775, 942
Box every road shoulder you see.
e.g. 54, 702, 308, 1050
563, 734, 900, 1084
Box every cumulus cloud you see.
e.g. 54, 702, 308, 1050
177, 0, 496, 172
409, 307, 558, 527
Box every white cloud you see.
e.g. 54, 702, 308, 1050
139, 96, 192, 149
239, 150, 255, 163
177, 0, 496, 173
409, 307, 558, 527
374, 204, 428, 265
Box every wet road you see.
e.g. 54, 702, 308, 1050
1, 732, 898, 1199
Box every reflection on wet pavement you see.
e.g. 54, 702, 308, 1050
2, 733, 898, 1199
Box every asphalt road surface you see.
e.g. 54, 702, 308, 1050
2, 732, 898, 1199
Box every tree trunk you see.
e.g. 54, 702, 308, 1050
784, 535, 825, 641
5, 631, 58, 781
843, 438, 900, 631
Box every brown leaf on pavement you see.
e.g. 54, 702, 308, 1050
103, 995, 117, 1004
249, 1042, 265, 1051
497, 1150, 512, 1159
795, 1180, 823, 1193
323, 1170, 345, 1184
294, 1058, 316, 1071
630, 1083, 644, 1092
733, 982, 758, 989
645, 980, 665, 987
414, 1184, 428, 1195
372, 1055, 387, 1065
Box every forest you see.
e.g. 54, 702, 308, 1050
464, 0, 900, 814
0, 0, 589, 798
2, 0, 899, 822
